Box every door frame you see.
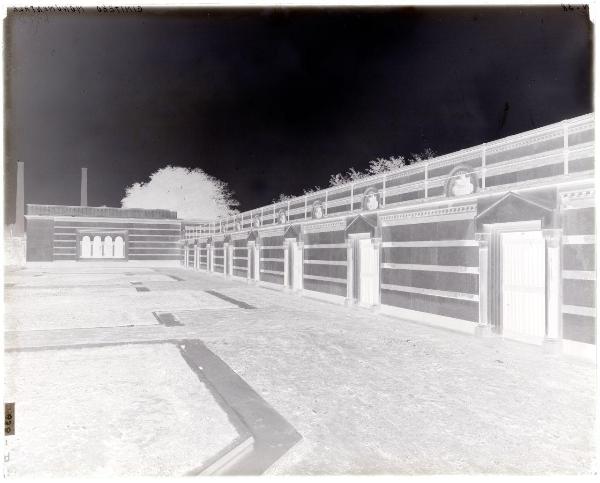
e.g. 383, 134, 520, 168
346, 232, 378, 306
284, 237, 303, 291
484, 220, 543, 335
285, 238, 303, 291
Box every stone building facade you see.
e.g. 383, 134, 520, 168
181, 113, 596, 361
25, 205, 182, 263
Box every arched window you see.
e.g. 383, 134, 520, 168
114, 236, 125, 258
92, 236, 103, 258
103, 236, 114, 258
80, 236, 91, 258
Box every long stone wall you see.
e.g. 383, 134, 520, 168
302, 221, 348, 299
380, 205, 479, 323
181, 113, 596, 361
259, 229, 285, 286
560, 190, 596, 349
184, 113, 595, 238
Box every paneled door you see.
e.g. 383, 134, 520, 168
291, 241, 303, 290
501, 230, 546, 344
358, 238, 377, 306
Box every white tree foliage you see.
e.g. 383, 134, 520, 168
328, 149, 436, 187
121, 165, 239, 219
275, 149, 437, 199
366, 155, 406, 175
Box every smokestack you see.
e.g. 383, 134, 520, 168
14, 161, 24, 236
81, 167, 88, 207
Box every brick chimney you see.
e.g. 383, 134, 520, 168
14, 161, 25, 236
81, 167, 88, 207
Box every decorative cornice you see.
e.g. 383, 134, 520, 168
230, 232, 250, 241
259, 227, 285, 238
380, 204, 476, 224
303, 220, 347, 233
559, 188, 595, 202
567, 119, 594, 134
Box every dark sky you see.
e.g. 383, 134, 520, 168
4, 6, 593, 222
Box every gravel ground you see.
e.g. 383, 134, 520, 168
4, 343, 239, 477
174, 304, 597, 475
4, 265, 597, 475
4, 287, 236, 331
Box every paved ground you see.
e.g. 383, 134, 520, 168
4, 343, 239, 477
4, 264, 598, 475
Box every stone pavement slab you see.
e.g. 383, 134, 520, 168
4, 343, 239, 477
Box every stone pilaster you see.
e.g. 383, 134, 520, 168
246, 243, 253, 282
345, 239, 354, 305
371, 237, 382, 310
295, 241, 305, 294
223, 243, 229, 277
475, 232, 493, 337
283, 240, 291, 291
254, 244, 260, 282
543, 228, 563, 353
229, 244, 235, 277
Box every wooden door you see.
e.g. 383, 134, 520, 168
358, 238, 376, 306
501, 230, 546, 343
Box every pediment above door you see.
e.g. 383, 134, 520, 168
345, 214, 378, 238
476, 191, 558, 230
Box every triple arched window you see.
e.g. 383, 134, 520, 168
80, 235, 125, 259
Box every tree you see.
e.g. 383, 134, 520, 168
329, 167, 369, 187
274, 148, 437, 201
272, 193, 294, 203
121, 165, 239, 219
366, 155, 406, 175
328, 149, 436, 187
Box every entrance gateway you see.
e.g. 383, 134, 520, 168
500, 229, 546, 344
348, 232, 379, 307
285, 238, 303, 291
358, 237, 377, 306
475, 190, 563, 348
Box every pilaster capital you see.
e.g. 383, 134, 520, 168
542, 228, 562, 247
475, 232, 491, 247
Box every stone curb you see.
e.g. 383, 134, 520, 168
179, 339, 302, 475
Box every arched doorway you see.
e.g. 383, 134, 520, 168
80, 236, 91, 258
114, 236, 125, 259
